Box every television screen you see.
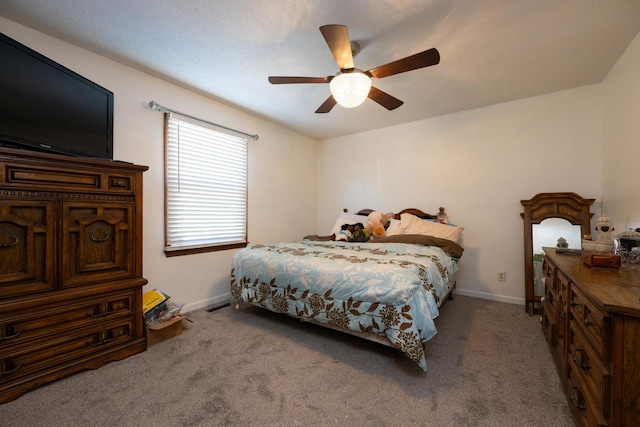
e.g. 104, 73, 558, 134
0, 33, 113, 160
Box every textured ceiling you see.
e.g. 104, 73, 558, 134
2, 0, 640, 141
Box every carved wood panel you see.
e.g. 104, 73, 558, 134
61, 202, 134, 287
0, 201, 55, 298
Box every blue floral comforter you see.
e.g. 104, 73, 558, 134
230, 238, 460, 371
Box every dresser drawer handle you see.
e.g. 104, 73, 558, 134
0, 362, 23, 377
112, 179, 127, 188
0, 328, 23, 342
573, 348, 590, 371
0, 231, 19, 248
89, 230, 110, 242
89, 334, 119, 347
570, 386, 587, 412
87, 309, 119, 319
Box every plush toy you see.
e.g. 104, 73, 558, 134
366, 211, 394, 239
366, 211, 382, 233
381, 212, 394, 226
335, 223, 354, 241
350, 223, 369, 242
371, 223, 386, 239
335, 222, 369, 242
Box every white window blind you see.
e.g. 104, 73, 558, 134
165, 113, 248, 252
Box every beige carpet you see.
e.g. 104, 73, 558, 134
0, 295, 574, 426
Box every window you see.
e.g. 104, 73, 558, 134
164, 113, 248, 256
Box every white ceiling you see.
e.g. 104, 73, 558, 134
2, 0, 640, 141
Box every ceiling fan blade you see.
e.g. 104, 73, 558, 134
268, 76, 331, 84
319, 24, 354, 70
368, 86, 403, 110
315, 95, 337, 114
367, 48, 440, 79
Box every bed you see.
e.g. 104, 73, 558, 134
230, 208, 464, 371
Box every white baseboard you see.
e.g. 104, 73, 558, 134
182, 289, 525, 314
453, 288, 525, 306
182, 292, 231, 314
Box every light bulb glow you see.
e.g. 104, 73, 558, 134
329, 71, 372, 108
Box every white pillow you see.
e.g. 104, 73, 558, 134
385, 219, 402, 236
400, 213, 464, 243
329, 212, 368, 236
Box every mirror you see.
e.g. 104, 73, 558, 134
533, 219, 583, 252
521, 193, 594, 315
532, 219, 582, 299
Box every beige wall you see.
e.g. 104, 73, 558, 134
2, 18, 319, 312
317, 85, 603, 304
601, 32, 640, 231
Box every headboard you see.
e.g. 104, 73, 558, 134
354, 207, 446, 221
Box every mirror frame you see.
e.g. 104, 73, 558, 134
520, 192, 594, 314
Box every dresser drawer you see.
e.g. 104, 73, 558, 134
556, 270, 570, 305
541, 298, 557, 345
3, 162, 136, 195
542, 257, 557, 293
0, 318, 135, 384
543, 277, 556, 307
569, 285, 610, 359
567, 362, 609, 427
0, 291, 136, 349
555, 286, 567, 366
568, 323, 610, 418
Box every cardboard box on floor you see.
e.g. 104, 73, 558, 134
146, 315, 184, 345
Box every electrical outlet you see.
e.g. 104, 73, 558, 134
497, 271, 506, 282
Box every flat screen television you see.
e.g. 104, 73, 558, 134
0, 32, 113, 160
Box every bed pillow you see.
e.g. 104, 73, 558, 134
385, 219, 402, 236
400, 213, 464, 243
329, 212, 368, 236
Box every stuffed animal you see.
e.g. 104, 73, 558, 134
366, 211, 394, 239
336, 222, 369, 242
371, 223, 386, 239
350, 223, 369, 242
366, 211, 381, 234
335, 223, 354, 241
381, 212, 394, 226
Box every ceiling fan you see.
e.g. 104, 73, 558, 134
268, 24, 440, 113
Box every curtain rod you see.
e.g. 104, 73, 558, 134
148, 100, 259, 141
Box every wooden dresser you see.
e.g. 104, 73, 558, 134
0, 147, 148, 403
541, 247, 640, 426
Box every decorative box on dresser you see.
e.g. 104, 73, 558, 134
542, 247, 640, 427
0, 147, 148, 403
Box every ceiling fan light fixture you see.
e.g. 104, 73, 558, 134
329, 70, 371, 108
